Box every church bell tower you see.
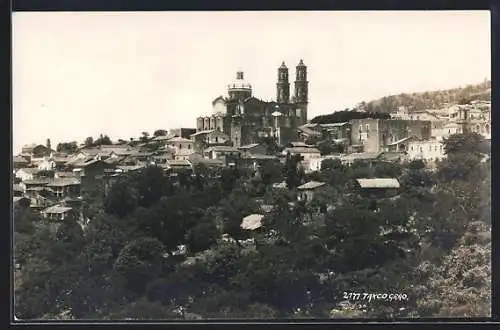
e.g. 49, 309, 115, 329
294, 59, 309, 124
276, 61, 290, 103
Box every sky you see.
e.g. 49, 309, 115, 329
12, 11, 491, 153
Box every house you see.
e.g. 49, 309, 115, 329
283, 146, 322, 173
42, 205, 78, 221
174, 148, 196, 161
13, 184, 24, 196
188, 153, 225, 170
204, 146, 240, 162
241, 214, 265, 231
36, 158, 56, 171
165, 137, 194, 155
297, 125, 323, 141
21, 143, 52, 159
297, 181, 326, 203
28, 193, 54, 211
272, 181, 288, 189
165, 159, 193, 174
320, 122, 351, 142
15, 168, 42, 182
13, 156, 30, 169
46, 178, 81, 199
191, 130, 232, 153
13, 197, 30, 210
169, 128, 197, 139
406, 137, 446, 163
349, 119, 432, 153
238, 143, 267, 155
71, 159, 115, 191
239, 153, 279, 172
340, 152, 382, 167
355, 178, 400, 199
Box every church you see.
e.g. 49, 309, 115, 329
195, 60, 309, 147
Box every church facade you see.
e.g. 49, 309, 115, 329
195, 60, 309, 147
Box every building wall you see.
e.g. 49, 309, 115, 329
407, 139, 446, 162
350, 119, 432, 153
350, 119, 380, 153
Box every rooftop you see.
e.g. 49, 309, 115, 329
356, 178, 400, 189
204, 146, 239, 153
284, 147, 321, 154
241, 214, 264, 231
297, 181, 326, 190
43, 205, 73, 214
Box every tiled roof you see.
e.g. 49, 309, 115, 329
13, 156, 29, 163
13, 184, 24, 192
320, 122, 349, 128
298, 127, 322, 136
190, 130, 215, 137
22, 178, 51, 185
356, 178, 400, 189
166, 160, 192, 167
238, 143, 260, 150
241, 214, 265, 230
284, 147, 321, 154
46, 178, 81, 187
297, 181, 326, 190
43, 205, 73, 214
16, 168, 41, 174
167, 137, 193, 143
341, 152, 382, 161
241, 153, 277, 160
204, 146, 239, 153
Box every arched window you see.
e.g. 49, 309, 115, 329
485, 124, 490, 133
434, 145, 437, 152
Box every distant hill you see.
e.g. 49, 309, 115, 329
355, 80, 491, 113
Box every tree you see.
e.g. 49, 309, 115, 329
95, 134, 112, 146
141, 132, 150, 142
284, 153, 303, 189
104, 178, 138, 218
153, 129, 168, 137
56, 141, 78, 154
259, 161, 283, 186
185, 220, 220, 254
84, 136, 94, 147
46, 138, 51, 150
112, 237, 166, 294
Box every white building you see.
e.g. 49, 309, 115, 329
407, 137, 446, 162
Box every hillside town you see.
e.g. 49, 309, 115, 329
13, 62, 491, 230
13, 63, 491, 321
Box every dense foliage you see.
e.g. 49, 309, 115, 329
14, 133, 490, 320
358, 80, 491, 113
310, 111, 390, 124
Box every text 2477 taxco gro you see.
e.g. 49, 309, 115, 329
343, 292, 408, 302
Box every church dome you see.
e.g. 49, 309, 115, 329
227, 71, 252, 91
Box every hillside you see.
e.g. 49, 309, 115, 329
356, 80, 491, 113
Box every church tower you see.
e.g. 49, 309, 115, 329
276, 62, 290, 103
294, 59, 309, 124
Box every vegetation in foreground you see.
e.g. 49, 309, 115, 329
14, 133, 490, 320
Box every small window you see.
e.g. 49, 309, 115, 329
411, 146, 413, 151
359, 125, 363, 132
188, 144, 191, 150
215, 137, 219, 143
429, 145, 432, 151
434, 146, 437, 152
420, 147, 423, 152
365, 124, 370, 132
